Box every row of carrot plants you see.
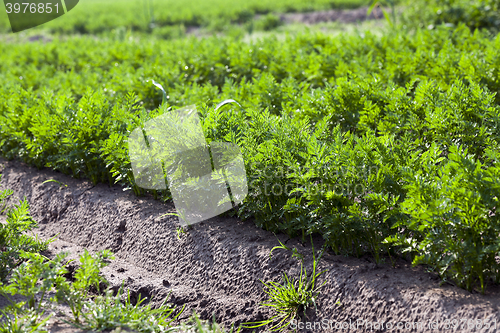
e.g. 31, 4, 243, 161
1, 23, 500, 292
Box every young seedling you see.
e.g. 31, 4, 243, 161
55, 249, 114, 323
0, 198, 52, 281
0, 178, 13, 213
176, 226, 187, 240
42, 179, 68, 188
0, 251, 68, 331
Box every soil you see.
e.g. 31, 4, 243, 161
1, 157, 500, 332
280, 6, 384, 25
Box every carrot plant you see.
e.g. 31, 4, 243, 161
386, 145, 500, 294
0, 252, 67, 318
0, 198, 51, 281
54, 249, 115, 323
0, 246, 187, 333
0, 187, 13, 214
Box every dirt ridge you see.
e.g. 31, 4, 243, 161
1, 158, 500, 332
280, 6, 384, 25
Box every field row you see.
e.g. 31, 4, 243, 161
1, 0, 498, 36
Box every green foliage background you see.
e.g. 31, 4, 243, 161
0, 0, 367, 34
403, 0, 500, 33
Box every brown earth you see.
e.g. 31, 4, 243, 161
1, 157, 500, 332
280, 6, 384, 25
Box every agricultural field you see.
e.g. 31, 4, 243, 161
0, 0, 369, 35
1, 0, 500, 331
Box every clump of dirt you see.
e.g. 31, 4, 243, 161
1, 157, 500, 332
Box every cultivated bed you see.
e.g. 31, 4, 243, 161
2, 158, 499, 332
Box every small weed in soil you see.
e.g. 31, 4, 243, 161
0, 309, 51, 333
243, 236, 327, 331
